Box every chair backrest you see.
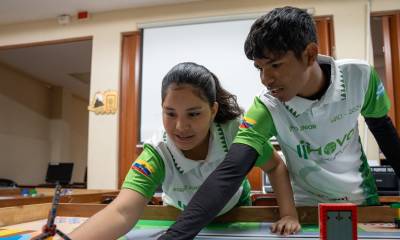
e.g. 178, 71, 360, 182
0, 178, 18, 187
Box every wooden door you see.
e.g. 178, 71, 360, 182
371, 11, 400, 134
315, 16, 335, 57
118, 32, 142, 187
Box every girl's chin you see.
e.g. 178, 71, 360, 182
174, 139, 195, 150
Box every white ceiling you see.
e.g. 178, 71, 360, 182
0, 0, 199, 26
0, 0, 199, 100
0, 40, 93, 99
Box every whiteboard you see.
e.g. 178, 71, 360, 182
140, 19, 265, 142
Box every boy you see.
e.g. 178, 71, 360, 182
158, 6, 400, 239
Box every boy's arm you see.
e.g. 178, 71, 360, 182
69, 189, 148, 239
361, 67, 400, 177
365, 115, 400, 177
158, 97, 275, 239
260, 150, 300, 235
158, 143, 258, 240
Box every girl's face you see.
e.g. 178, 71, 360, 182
162, 84, 218, 160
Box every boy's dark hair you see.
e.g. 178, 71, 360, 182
244, 6, 318, 60
162, 62, 243, 123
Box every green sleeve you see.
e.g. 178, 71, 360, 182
233, 97, 277, 167
361, 67, 391, 118
121, 144, 165, 199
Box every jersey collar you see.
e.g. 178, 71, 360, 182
282, 54, 345, 117
166, 122, 227, 174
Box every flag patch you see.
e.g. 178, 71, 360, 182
132, 159, 154, 177
240, 116, 256, 129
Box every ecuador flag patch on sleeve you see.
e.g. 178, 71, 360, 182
132, 159, 154, 177
240, 116, 256, 129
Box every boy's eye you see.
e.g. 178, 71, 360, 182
254, 65, 262, 71
271, 63, 282, 69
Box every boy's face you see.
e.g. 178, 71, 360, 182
254, 50, 312, 102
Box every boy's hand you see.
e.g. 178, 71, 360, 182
270, 215, 301, 235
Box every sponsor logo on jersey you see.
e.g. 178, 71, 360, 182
240, 116, 256, 129
376, 81, 385, 99
132, 159, 154, 177
289, 124, 316, 132
296, 127, 355, 159
330, 105, 361, 123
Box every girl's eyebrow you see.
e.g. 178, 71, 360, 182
186, 106, 202, 111
163, 106, 203, 111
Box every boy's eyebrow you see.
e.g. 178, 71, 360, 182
255, 57, 278, 67
265, 56, 282, 64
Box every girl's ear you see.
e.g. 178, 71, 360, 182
211, 102, 219, 120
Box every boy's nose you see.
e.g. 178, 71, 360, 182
262, 73, 275, 87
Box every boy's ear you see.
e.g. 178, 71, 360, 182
304, 43, 319, 66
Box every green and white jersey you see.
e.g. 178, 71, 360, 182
234, 55, 390, 206
123, 119, 251, 215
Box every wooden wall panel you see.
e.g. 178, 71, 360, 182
118, 32, 142, 187
247, 167, 263, 191
372, 11, 400, 134
315, 16, 335, 57
389, 14, 400, 133
382, 16, 396, 125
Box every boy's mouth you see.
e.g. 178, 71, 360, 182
270, 87, 284, 95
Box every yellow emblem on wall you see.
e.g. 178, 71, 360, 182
88, 90, 118, 115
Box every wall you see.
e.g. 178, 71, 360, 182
0, 0, 399, 189
66, 94, 89, 183
0, 63, 88, 185
49, 87, 88, 184
0, 63, 51, 185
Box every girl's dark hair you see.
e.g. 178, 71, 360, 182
161, 62, 243, 123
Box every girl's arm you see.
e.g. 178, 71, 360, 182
69, 189, 148, 239
260, 150, 300, 235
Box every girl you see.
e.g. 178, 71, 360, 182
69, 62, 300, 239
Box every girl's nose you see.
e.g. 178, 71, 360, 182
176, 118, 189, 131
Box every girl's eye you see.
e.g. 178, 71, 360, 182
255, 65, 262, 71
189, 112, 200, 117
165, 112, 176, 117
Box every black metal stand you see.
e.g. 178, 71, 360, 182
32, 183, 71, 240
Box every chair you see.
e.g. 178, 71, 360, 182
0, 178, 18, 187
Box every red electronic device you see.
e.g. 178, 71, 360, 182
319, 203, 357, 240
77, 11, 89, 20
